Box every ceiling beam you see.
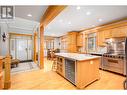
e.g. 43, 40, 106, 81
40, 5, 67, 27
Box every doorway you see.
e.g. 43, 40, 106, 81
10, 34, 33, 61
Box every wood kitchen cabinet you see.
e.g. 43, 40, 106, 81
60, 35, 67, 50
97, 31, 105, 46
97, 29, 111, 46
103, 29, 111, 39
77, 32, 83, 47
56, 57, 65, 77
76, 58, 100, 88
111, 26, 127, 37
67, 32, 78, 52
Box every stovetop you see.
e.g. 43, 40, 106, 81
103, 53, 125, 59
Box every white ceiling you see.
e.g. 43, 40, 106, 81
45, 6, 127, 37
8, 17, 39, 34
7, 6, 48, 34
15, 6, 48, 22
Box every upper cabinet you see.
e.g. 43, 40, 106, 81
97, 29, 111, 46
67, 32, 78, 53
77, 32, 83, 47
111, 26, 127, 37
97, 31, 105, 46
97, 21, 127, 46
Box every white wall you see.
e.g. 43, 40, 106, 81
0, 22, 9, 56
9, 27, 33, 34
54, 37, 60, 49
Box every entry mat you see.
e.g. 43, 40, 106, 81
11, 62, 39, 75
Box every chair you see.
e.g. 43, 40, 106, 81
47, 49, 51, 60
10, 55, 20, 68
11, 59, 20, 67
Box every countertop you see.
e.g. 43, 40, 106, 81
55, 53, 101, 61
0, 56, 4, 60
89, 53, 104, 56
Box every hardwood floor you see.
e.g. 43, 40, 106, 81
10, 58, 126, 90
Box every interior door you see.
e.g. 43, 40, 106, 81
27, 39, 32, 60
10, 39, 16, 59
16, 39, 28, 61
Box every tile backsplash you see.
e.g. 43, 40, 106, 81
96, 46, 107, 54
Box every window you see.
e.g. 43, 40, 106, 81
87, 33, 96, 52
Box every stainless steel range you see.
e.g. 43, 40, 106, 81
102, 38, 126, 75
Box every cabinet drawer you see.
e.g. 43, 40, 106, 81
103, 57, 124, 68
103, 65, 123, 74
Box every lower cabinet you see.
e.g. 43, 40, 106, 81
56, 57, 65, 77
76, 59, 100, 88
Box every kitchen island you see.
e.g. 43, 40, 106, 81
55, 53, 101, 89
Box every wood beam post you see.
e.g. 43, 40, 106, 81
40, 25, 44, 69
33, 32, 37, 63
39, 6, 67, 69
4, 55, 11, 89
40, 6, 67, 26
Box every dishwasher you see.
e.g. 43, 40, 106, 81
65, 58, 76, 85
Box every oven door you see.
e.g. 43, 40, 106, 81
103, 57, 124, 74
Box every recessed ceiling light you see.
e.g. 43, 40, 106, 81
68, 21, 71, 25
27, 14, 32, 17
76, 6, 81, 10
98, 18, 103, 22
86, 11, 91, 15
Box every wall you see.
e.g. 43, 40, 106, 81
54, 37, 60, 49
0, 22, 9, 56
9, 27, 33, 35
44, 37, 60, 56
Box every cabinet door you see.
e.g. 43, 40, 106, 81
67, 44, 76, 52
120, 26, 127, 36
111, 27, 127, 37
103, 29, 111, 39
67, 32, 77, 52
76, 59, 100, 88
77, 33, 83, 46
97, 31, 105, 46
97, 30, 111, 46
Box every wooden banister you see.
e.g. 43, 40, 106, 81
4, 55, 11, 89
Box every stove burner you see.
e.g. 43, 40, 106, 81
103, 53, 125, 59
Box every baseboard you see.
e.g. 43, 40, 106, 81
20, 60, 33, 63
